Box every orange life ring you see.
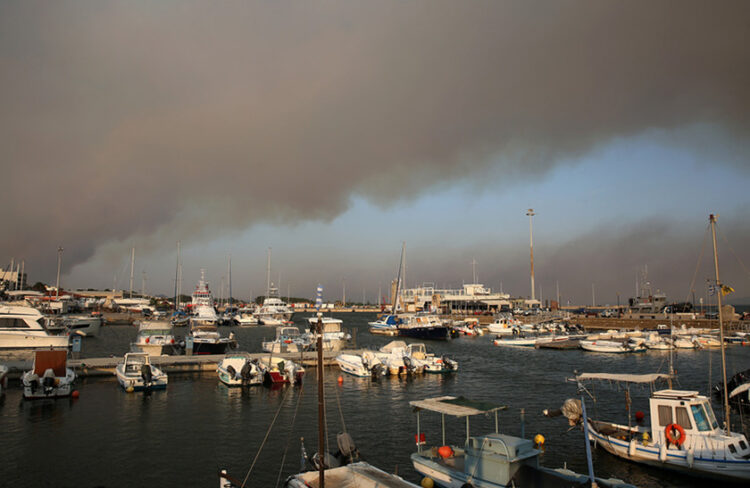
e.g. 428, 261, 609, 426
665, 423, 686, 446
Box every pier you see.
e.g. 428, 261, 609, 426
1, 349, 360, 380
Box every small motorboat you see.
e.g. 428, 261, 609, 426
262, 326, 307, 354
260, 356, 305, 385
217, 353, 264, 387
673, 336, 700, 349
21, 349, 76, 399
115, 352, 168, 391
492, 336, 538, 347
336, 351, 386, 378
580, 340, 646, 353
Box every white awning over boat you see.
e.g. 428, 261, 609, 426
575, 373, 673, 384
409, 396, 507, 417
730, 383, 750, 399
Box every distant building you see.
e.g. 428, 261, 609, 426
400, 283, 512, 314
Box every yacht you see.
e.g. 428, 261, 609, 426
396, 313, 450, 340
254, 284, 294, 325
0, 305, 70, 350
262, 326, 307, 354
131, 320, 179, 356
302, 319, 351, 351
61, 313, 103, 337
189, 270, 219, 326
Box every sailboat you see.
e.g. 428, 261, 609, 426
562, 215, 750, 482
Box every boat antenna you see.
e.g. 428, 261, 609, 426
315, 284, 326, 488
709, 214, 731, 436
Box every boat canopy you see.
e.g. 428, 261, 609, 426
575, 373, 672, 384
409, 396, 507, 417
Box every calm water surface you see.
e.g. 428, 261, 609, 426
2, 313, 749, 487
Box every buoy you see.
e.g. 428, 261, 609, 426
534, 434, 545, 447
126, 386, 135, 393
337, 376, 343, 385
420, 477, 434, 488
642, 432, 650, 446
635, 410, 645, 422
71, 390, 80, 399
437, 445, 454, 458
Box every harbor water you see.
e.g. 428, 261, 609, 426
2, 313, 749, 487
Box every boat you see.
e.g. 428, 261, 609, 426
368, 314, 400, 335
695, 335, 721, 348
115, 352, 168, 391
259, 356, 305, 385
0, 364, 7, 397
302, 318, 351, 352
21, 349, 76, 399
60, 313, 103, 337
404, 342, 458, 374
560, 215, 750, 482
673, 336, 699, 349
216, 353, 264, 387
130, 320, 179, 356
644, 332, 674, 350
187, 325, 237, 355
713, 368, 750, 410
410, 395, 634, 488
234, 308, 259, 326
261, 326, 307, 353
284, 461, 419, 488
0, 305, 71, 351
396, 313, 450, 340
335, 350, 386, 378
254, 288, 294, 325
189, 270, 219, 326
580, 339, 646, 353
492, 336, 539, 347
487, 316, 519, 336
570, 373, 750, 482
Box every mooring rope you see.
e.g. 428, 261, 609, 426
241, 384, 294, 488
274, 384, 305, 488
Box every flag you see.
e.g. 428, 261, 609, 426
315, 284, 323, 310
721, 284, 735, 296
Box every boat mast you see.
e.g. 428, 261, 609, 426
174, 241, 180, 311
315, 285, 326, 488
709, 214, 731, 436
129, 247, 135, 299
55, 246, 64, 300
392, 243, 406, 313
266, 247, 272, 299
228, 254, 232, 308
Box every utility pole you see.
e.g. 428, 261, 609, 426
526, 209, 536, 300
471, 258, 477, 284
55, 247, 64, 299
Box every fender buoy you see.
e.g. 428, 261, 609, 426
665, 423, 686, 447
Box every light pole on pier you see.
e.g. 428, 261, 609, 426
526, 209, 536, 301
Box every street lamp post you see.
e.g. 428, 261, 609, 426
526, 209, 535, 301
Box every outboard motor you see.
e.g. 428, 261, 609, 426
543, 398, 582, 426
443, 356, 457, 371
227, 364, 237, 379
370, 363, 384, 379
141, 364, 153, 387
42, 369, 56, 394
240, 360, 254, 384
402, 356, 416, 375
335, 432, 359, 464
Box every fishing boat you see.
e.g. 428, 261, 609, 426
115, 352, 168, 391
569, 373, 750, 482
216, 353, 264, 387
410, 395, 634, 488
0, 305, 70, 351
21, 349, 76, 399
262, 326, 307, 353
560, 215, 750, 482
130, 320, 179, 356
335, 350, 386, 378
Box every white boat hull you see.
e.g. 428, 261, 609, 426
22, 368, 76, 399
0, 331, 70, 350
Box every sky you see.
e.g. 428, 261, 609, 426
2, 1, 749, 305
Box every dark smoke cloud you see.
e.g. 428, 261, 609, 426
2, 1, 749, 280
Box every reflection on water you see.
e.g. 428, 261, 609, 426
1, 313, 749, 487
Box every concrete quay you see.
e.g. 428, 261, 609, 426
2, 349, 359, 380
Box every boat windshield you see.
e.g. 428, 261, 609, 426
691, 404, 711, 431
703, 402, 719, 430
142, 329, 171, 336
